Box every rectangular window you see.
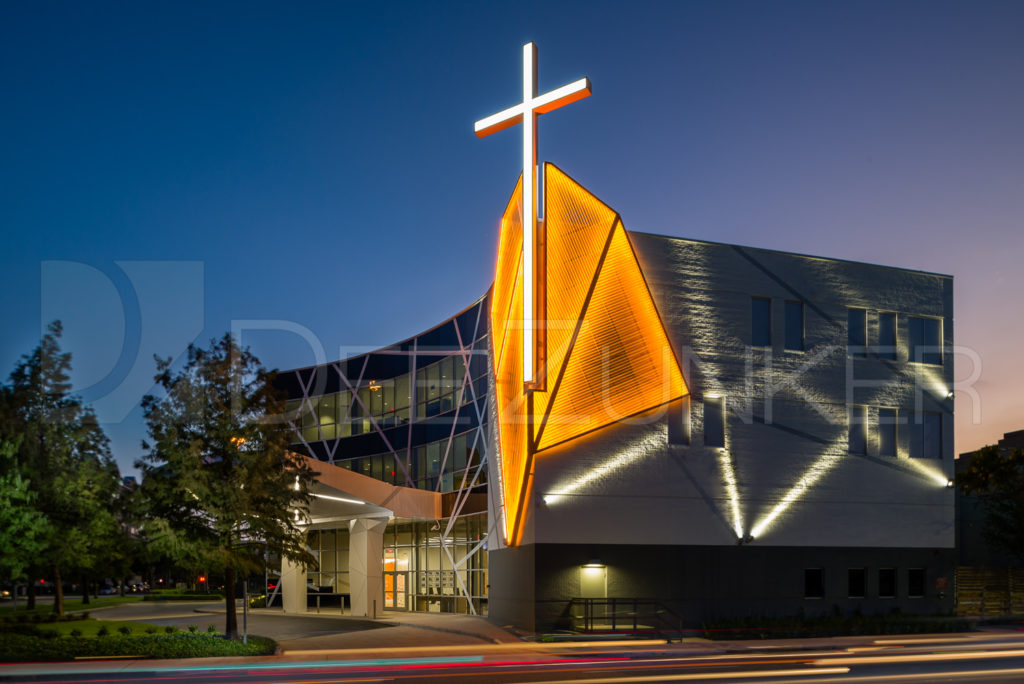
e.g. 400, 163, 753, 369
878, 567, 896, 598
704, 396, 725, 448
848, 308, 867, 357
878, 312, 897, 360
751, 297, 771, 347
804, 568, 824, 599
848, 568, 866, 599
785, 300, 804, 351
668, 396, 691, 446
878, 408, 897, 457
909, 316, 942, 364
910, 411, 941, 459
908, 568, 925, 598
848, 405, 867, 455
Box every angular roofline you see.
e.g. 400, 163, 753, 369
283, 291, 489, 374
627, 229, 953, 280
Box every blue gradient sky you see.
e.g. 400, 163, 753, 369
2, 1, 1022, 476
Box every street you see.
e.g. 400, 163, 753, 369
4, 628, 1024, 683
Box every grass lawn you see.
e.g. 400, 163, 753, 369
0, 595, 143, 616
47, 619, 196, 637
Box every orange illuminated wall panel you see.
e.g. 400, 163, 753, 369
490, 164, 687, 545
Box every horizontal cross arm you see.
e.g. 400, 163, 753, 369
474, 103, 524, 138
534, 78, 592, 115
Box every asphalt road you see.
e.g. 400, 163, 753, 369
5, 630, 1024, 683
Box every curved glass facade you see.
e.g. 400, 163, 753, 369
275, 293, 490, 494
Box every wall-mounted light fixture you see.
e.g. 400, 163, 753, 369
946, 479, 955, 489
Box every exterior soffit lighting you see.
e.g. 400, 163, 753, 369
312, 492, 365, 505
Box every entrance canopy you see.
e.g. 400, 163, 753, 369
301, 454, 441, 526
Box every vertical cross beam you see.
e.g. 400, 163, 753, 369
474, 42, 591, 388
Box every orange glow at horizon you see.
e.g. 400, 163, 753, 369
491, 164, 687, 546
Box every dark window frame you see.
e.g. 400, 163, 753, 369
784, 300, 804, 351
847, 567, 867, 599
751, 297, 772, 348
848, 308, 867, 357
704, 396, 725, 448
804, 567, 825, 599
878, 567, 897, 598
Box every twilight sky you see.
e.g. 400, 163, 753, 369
1, 1, 1022, 477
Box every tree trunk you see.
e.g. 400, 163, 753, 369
53, 565, 64, 617
224, 566, 238, 639
119, 576, 126, 597
82, 576, 90, 604
27, 582, 36, 610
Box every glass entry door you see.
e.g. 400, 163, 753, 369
384, 571, 408, 609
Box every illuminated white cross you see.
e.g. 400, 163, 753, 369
475, 42, 591, 387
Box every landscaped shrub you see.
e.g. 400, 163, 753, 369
96, 626, 109, 637
117, 626, 131, 635
187, 624, 198, 633
70, 629, 82, 637
145, 627, 157, 634
0, 633, 278, 661
164, 626, 176, 634
206, 624, 217, 633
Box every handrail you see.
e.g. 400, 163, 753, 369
569, 597, 684, 635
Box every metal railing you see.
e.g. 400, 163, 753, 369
570, 597, 684, 636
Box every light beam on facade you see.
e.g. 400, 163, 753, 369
749, 438, 845, 540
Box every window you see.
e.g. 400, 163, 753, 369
804, 568, 824, 599
878, 408, 897, 457
848, 405, 867, 455
909, 411, 941, 459
908, 568, 925, 598
704, 396, 725, 448
785, 300, 804, 351
909, 316, 942, 365
878, 312, 897, 360
878, 567, 896, 598
848, 568, 866, 599
668, 396, 691, 446
752, 297, 771, 347
848, 308, 866, 357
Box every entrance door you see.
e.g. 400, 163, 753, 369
384, 572, 408, 609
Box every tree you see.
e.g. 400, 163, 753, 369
956, 444, 1024, 564
0, 436, 51, 593
138, 333, 316, 639
1, 321, 120, 615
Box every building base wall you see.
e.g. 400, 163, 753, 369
493, 543, 956, 632
487, 544, 536, 632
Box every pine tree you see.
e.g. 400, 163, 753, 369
2, 321, 120, 615
138, 333, 316, 638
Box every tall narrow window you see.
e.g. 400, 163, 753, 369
909, 316, 942, 364
878, 408, 897, 457
751, 297, 771, 347
848, 308, 867, 357
878, 567, 897, 598
910, 411, 941, 459
878, 312, 897, 360
704, 396, 725, 448
785, 300, 804, 351
848, 405, 867, 455
848, 568, 866, 599
668, 396, 691, 446
804, 568, 825, 599
908, 568, 925, 598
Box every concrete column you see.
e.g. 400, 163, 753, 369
281, 555, 307, 614
348, 517, 389, 618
